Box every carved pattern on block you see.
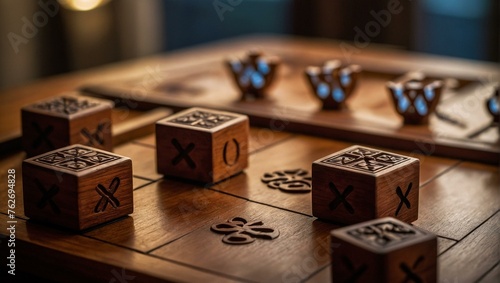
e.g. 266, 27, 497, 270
340, 255, 367, 283
170, 110, 235, 129
261, 169, 312, 193
321, 147, 409, 173
33, 96, 98, 115
329, 182, 354, 214
94, 176, 121, 213
80, 121, 109, 146
395, 183, 413, 216
171, 139, 196, 169
223, 139, 240, 166
32, 122, 55, 150
400, 256, 425, 283
347, 221, 417, 248
34, 146, 120, 172
210, 217, 279, 245
34, 179, 60, 214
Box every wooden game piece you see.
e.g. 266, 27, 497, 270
156, 107, 249, 184
21, 94, 114, 157
486, 85, 499, 123
210, 217, 279, 245
386, 72, 443, 124
330, 217, 437, 283
305, 60, 361, 110
312, 145, 419, 224
22, 144, 133, 230
226, 50, 280, 99
260, 168, 312, 193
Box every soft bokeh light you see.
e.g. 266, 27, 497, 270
57, 0, 111, 11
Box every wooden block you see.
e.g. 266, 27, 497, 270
21, 94, 113, 157
330, 217, 437, 283
156, 107, 249, 183
312, 145, 419, 224
22, 144, 133, 230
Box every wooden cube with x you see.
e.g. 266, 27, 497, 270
22, 144, 133, 230
330, 217, 437, 283
312, 145, 419, 224
21, 94, 113, 157
156, 107, 249, 184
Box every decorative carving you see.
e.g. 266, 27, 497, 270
94, 177, 121, 213
33, 96, 98, 115
340, 255, 367, 282
329, 182, 354, 214
210, 217, 279, 245
170, 110, 235, 129
305, 60, 361, 110
32, 122, 54, 150
261, 169, 312, 193
171, 139, 196, 169
34, 179, 60, 214
34, 146, 120, 172
321, 146, 408, 173
347, 221, 417, 247
223, 139, 240, 166
226, 50, 280, 99
387, 72, 444, 124
80, 121, 109, 146
395, 183, 412, 216
400, 256, 425, 283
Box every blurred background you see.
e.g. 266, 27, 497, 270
0, 0, 498, 91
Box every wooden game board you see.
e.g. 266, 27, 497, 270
0, 35, 499, 282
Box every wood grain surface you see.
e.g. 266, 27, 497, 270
0, 35, 498, 283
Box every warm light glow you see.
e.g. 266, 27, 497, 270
57, 0, 111, 11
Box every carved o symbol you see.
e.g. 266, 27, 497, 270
223, 139, 240, 166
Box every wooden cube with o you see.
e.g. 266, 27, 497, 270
156, 107, 249, 184
22, 144, 133, 230
312, 145, 419, 224
330, 217, 437, 283
21, 94, 113, 157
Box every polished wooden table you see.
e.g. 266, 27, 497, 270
0, 35, 499, 282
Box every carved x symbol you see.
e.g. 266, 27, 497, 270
400, 256, 424, 283
329, 182, 354, 214
34, 179, 60, 214
171, 139, 196, 169
341, 255, 367, 282
81, 122, 107, 146
32, 122, 54, 149
94, 177, 120, 213
395, 183, 412, 216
